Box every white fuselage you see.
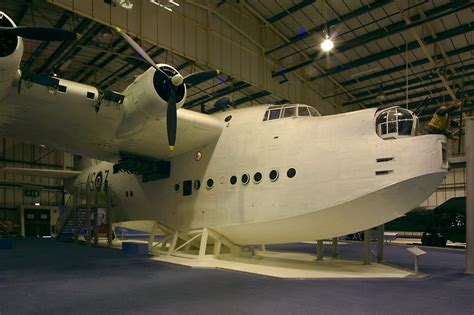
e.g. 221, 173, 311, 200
74, 106, 447, 245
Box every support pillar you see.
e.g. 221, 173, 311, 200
466, 117, 474, 274
331, 238, 338, 258
377, 224, 384, 263
316, 240, 324, 260
363, 229, 371, 265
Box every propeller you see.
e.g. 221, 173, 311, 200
115, 26, 220, 150
0, 26, 80, 41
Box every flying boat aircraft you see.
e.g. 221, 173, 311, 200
0, 12, 448, 251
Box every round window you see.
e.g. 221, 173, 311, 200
253, 172, 262, 183
287, 168, 296, 178
194, 180, 201, 190
206, 178, 214, 189
269, 170, 279, 181
225, 115, 232, 122
174, 183, 180, 192
241, 173, 250, 185
230, 176, 237, 185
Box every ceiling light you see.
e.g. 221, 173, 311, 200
119, 0, 134, 9
34, 202, 41, 206
321, 36, 334, 52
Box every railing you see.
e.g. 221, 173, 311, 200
54, 182, 114, 237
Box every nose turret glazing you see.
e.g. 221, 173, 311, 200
376, 107, 418, 139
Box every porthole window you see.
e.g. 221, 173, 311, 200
174, 183, 180, 192
194, 180, 201, 190
287, 168, 296, 178
241, 173, 250, 185
253, 172, 262, 183
269, 170, 279, 181
225, 115, 232, 122
130, 190, 134, 197
125, 191, 129, 197
230, 176, 237, 185
206, 178, 214, 189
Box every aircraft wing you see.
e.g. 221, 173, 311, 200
0, 167, 81, 179
0, 76, 223, 162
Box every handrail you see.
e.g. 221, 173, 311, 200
55, 182, 115, 238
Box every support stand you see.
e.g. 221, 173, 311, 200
377, 224, 384, 263
331, 238, 338, 258
147, 222, 239, 260
363, 229, 371, 265
316, 240, 324, 260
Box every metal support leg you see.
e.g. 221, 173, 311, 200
363, 229, 371, 265
377, 224, 384, 263
199, 228, 209, 259
414, 255, 419, 274
148, 222, 159, 252
316, 240, 324, 260
260, 244, 266, 252
466, 118, 474, 274
168, 231, 178, 256
213, 239, 222, 257
332, 238, 338, 258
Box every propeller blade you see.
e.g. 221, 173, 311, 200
183, 70, 220, 86
0, 26, 80, 41
115, 26, 170, 78
167, 88, 177, 151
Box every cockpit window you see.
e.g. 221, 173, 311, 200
269, 108, 281, 120
263, 104, 320, 122
376, 107, 417, 139
283, 106, 296, 118
298, 106, 310, 116
309, 107, 319, 117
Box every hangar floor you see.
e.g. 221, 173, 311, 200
1, 238, 473, 314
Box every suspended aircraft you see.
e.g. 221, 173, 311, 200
0, 11, 448, 251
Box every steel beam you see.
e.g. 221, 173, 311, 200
339, 44, 474, 88
363, 79, 474, 109
267, 0, 315, 23
36, 18, 92, 73
22, 12, 72, 70
206, 90, 271, 113
184, 81, 250, 109
265, 0, 392, 55
307, 23, 474, 81
396, 2, 457, 100
272, 2, 473, 79
343, 68, 474, 106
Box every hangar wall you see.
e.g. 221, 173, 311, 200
48, 0, 343, 115
0, 138, 74, 224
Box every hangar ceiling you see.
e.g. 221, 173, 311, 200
1, 0, 473, 120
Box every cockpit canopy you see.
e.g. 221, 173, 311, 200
263, 104, 321, 121
376, 107, 418, 139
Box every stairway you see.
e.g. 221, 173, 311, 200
55, 182, 115, 245
56, 207, 88, 242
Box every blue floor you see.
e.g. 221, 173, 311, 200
1, 238, 473, 315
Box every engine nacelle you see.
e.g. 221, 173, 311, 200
115, 64, 186, 138
0, 12, 23, 101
